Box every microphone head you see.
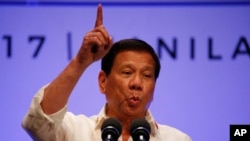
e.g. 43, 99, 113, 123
101, 118, 122, 140
130, 118, 151, 141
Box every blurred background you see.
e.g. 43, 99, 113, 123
0, 0, 250, 140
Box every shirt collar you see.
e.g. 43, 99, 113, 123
94, 104, 159, 136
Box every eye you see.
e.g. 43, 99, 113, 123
143, 73, 152, 78
122, 70, 132, 75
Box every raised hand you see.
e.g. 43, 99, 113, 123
77, 4, 112, 64
40, 4, 112, 115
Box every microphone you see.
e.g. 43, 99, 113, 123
130, 118, 151, 141
101, 118, 122, 141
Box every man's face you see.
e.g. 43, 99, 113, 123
99, 50, 156, 119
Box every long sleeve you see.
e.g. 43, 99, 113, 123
22, 85, 67, 141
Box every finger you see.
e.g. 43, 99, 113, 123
87, 31, 107, 44
94, 26, 110, 42
94, 4, 103, 27
85, 32, 106, 53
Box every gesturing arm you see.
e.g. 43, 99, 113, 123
41, 4, 112, 115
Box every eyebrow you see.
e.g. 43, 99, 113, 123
119, 63, 154, 71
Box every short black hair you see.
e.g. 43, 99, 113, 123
101, 38, 161, 80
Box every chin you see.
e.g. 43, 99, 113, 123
125, 108, 145, 117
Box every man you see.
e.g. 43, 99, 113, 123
22, 4, 192, 141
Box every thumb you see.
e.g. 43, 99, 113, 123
104, 36, 113, 51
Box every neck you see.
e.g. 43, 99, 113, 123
105, 105, 147, 136
120, 119, 133, 141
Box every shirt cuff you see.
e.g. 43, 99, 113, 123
22, 84, 67, 131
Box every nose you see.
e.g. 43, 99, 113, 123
129, 74, 143, 91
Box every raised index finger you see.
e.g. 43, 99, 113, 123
94, 4, 103, 27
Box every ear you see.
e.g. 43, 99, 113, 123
98, 70, 107, 94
